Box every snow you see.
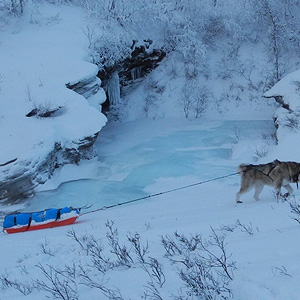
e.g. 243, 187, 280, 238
2, 117, 300, 299
264, 69, 300, 111
122, 50, 276, 121
263, 69, 300, 162
0, 3, 107, 174
2, 1, 300, 300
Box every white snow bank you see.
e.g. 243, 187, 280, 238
1, 118, 300, 300
0, 4, 107, 181
264, 69, 300, 111
263, 69, 300, 162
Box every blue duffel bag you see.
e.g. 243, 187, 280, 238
15, 213, 31, 226
44, 208, 59, 221
32, 211, 45, 223
3, 215, 15, 229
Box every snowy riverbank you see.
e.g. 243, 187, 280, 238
1, 117, 300, 300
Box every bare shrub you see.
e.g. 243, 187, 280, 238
143, 78, 165, 118
161, 228, 235, 299
181, 83, 211, 119
235, 219, 255, 235
219, 219, 256, 236
105, 220, 134, 267
286, 198, 300, 225
283, 110, 300, 130
255, 145, 269, 158
67, 228, 114, 273
0, 271, 33, 295
2, 222, 235, 300
272, 265, 292, 277
35, 263, 78, 300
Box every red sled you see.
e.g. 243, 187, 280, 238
3, 207, 80, 234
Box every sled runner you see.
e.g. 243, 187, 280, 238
2, 207, 80, 234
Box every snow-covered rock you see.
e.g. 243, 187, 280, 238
263, 69, 300, 161
0, 5, 107, 202
0, 68, 107, 202
264, 69, 300, 125
66, 74, 102, 99
264, 69, 300, 112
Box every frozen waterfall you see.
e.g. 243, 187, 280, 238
107, 71, 121, 106
131, 67, 142, 81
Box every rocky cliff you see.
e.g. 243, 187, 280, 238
0, 68, 107, 203
98, 40, 166, 111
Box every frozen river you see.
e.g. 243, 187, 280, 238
23, 119, 275, 212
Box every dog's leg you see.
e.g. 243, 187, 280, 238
274, 188, 281, 199
282, 184, 293, 198
236, 191, 243, 203
236, 181, 251, 203
273, 179, 283, 199
253, 183, 263, 201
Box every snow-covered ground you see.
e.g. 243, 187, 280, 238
2, 117, 300, 300
2, 1, 300, 300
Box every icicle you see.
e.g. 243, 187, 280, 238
131, 67, 142, 80
107, 71, 121, 106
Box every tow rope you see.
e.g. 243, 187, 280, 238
81, 172, 239, 215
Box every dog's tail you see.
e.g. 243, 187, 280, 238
237, 164, 249, 175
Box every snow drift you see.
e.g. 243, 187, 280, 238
0, 4, 107, 201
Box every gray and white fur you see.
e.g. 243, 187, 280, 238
236, 160, 300, 203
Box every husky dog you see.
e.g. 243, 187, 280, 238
236, 160, 300, 203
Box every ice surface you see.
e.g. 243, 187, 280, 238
23, 119, 275, 212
